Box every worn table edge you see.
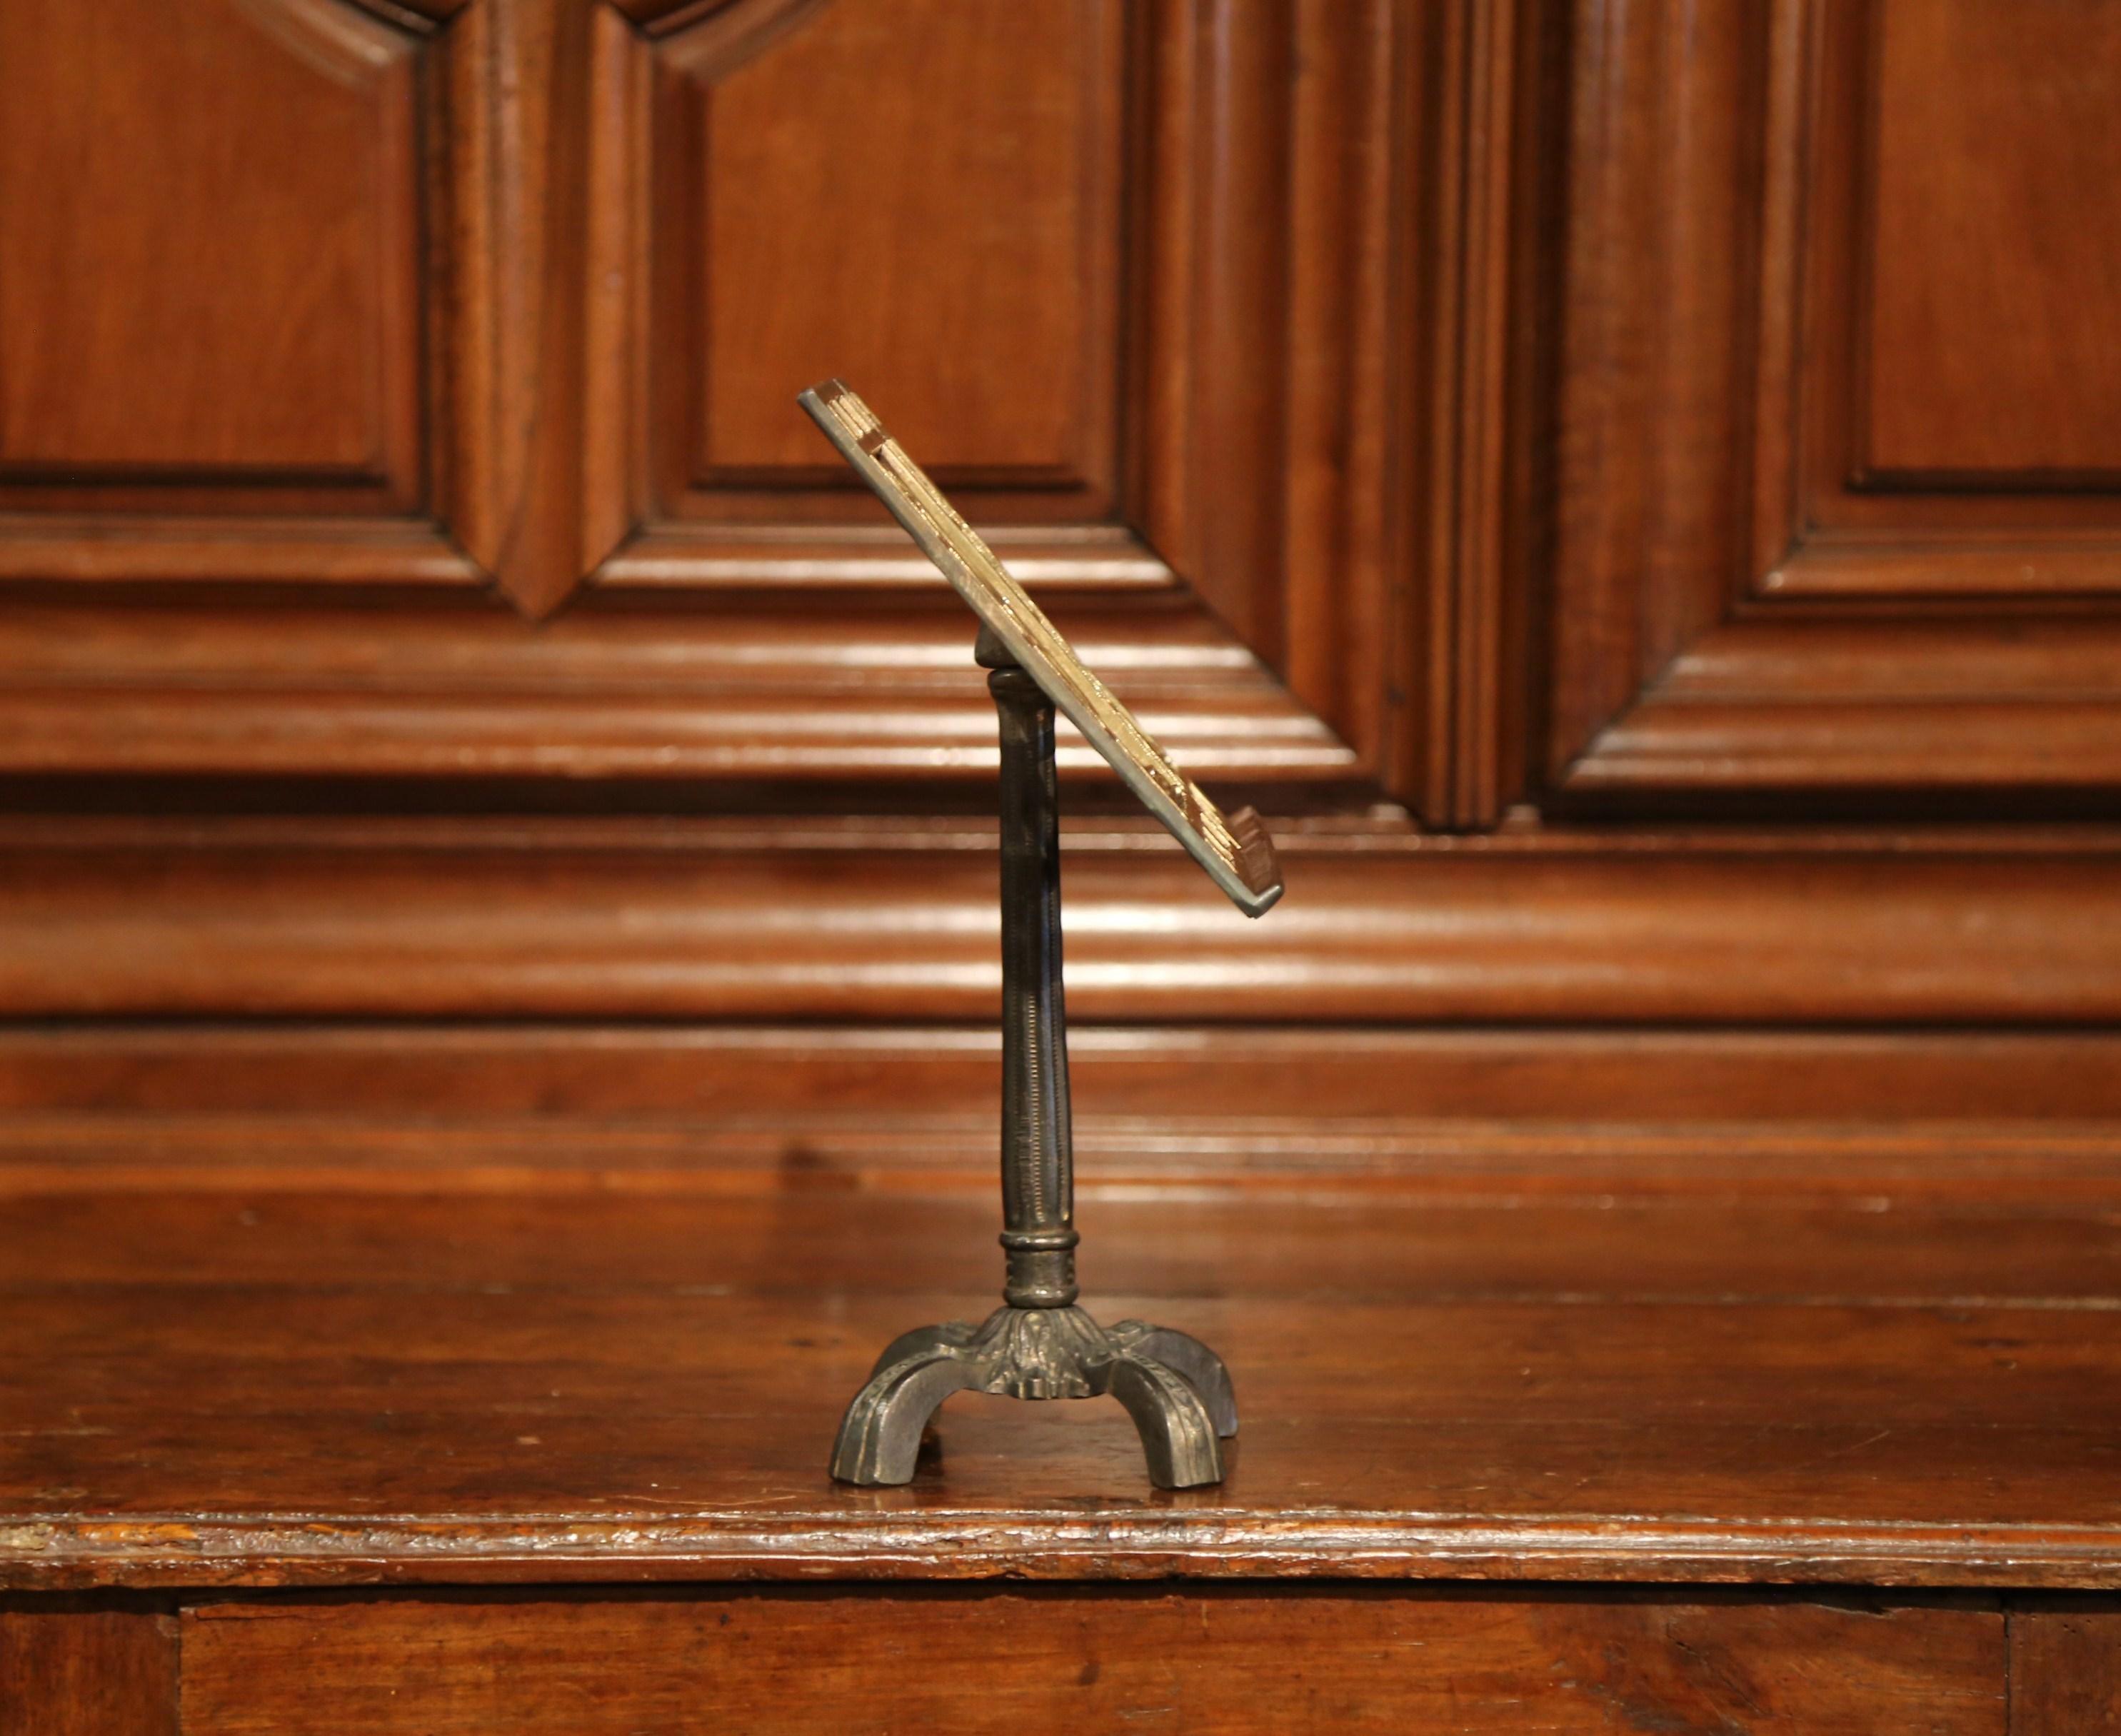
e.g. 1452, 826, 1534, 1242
8, 1512, 2121, 1592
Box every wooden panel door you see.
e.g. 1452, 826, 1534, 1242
4, 0, 2119, 1051
0, 0, 453, 576
0, 0, 1483, 809
1548, 0, 2121, 799
580, 0, 1425, 795
0, 0, 615, 766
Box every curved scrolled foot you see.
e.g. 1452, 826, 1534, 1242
1108, 1322, 1238, 1437
1106, 1352, 1224, 1489
830, 1340, 980, 1485
866, 1320, 976, 1383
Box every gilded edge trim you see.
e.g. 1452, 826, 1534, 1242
800, 379, 1282, 917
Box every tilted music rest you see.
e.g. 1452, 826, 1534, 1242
799, 380, 1283, 1490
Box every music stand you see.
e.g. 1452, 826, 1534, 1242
801, 380, 1282, 1489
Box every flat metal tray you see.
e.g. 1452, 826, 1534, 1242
800, 378, 1282, 916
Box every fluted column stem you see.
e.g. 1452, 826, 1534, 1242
979, 631, 1078, 1309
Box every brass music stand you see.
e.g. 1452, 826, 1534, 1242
800, 381, 1283, 1490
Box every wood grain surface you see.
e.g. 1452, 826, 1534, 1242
1863, 0, 2121, 480
2008, 1611, 2121, 1735
0, 1612, 176, 1736
0, 601, 1339, 781
686, 2, 1116, 484
1550, 0, 2121, 795
6, 1181, 2121, 1592
0, 0, 422, 493
4, 1, 2118, 1722
6, 1020, 2120, 1125
0, 0, 1460, 822
1, 818, 2120, 1024
180, 1592, 2004, 1735
1, 0, 2116, 814
11, 1021, 2121, 1215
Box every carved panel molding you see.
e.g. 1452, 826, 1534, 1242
0, 0, 1525, 821
1548, 0, 2121, 798
0, 0, 466, 580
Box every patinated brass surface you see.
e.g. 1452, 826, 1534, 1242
826, 653, 1236, 1489
799, 378, 1281, 916
804, 383, 1264, 1489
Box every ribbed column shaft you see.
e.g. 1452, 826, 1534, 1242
983, 651, 1078, 1308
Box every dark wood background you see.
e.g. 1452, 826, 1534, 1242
8, 6, 2121, 1727
2, 0, 2118, 1167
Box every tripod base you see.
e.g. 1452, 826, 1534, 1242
830, 1306, 1237, 1489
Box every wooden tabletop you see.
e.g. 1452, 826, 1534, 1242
8, 1175, 2121, 1593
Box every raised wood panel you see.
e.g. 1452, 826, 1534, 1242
0, 818, 2115, 1024
1863, 0, 2121, 483
675, 0, 1120, 491
1548, 0, 2121, 798
606, 0, 1145, 544
0, 0, 421, 505
0, 0, 693, 609
580, 0, 1456, 811
179, 1596, 2002, 1735
593, 0, 1178, 613
0, 0, 533, 593
1777, 0, 2121, 571
0, 0, 1508, 808
604, 0, 1308, 543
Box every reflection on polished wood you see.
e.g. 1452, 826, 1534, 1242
8, 1175, 2121, 1593
0, 819, 2117, 1023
